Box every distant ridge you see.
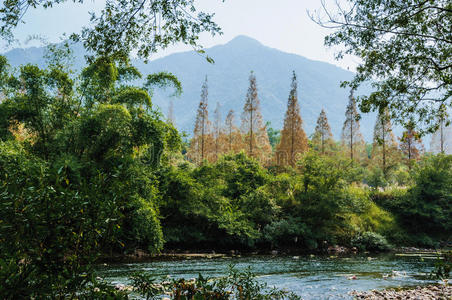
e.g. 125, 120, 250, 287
2, 35, 379, 140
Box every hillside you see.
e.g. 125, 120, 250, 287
135, 36, 377, 140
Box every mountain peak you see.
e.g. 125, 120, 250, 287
225, 35, 263, 47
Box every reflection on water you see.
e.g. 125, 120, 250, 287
96, 254, 437, 299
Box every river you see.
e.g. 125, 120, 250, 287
96, 254, 439, 299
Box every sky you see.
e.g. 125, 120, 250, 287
3, 0, 359, 71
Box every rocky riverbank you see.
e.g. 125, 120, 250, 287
350, 284, 451, 299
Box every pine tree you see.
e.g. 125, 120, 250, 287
240, 71, 272, 163
212, 102, 222, 161
372, 108, 399, 176
224, 109, 242, 153
167, 99, 175, 124
399, 122, 424, 167
341, 90, 364, 161
276, 71, 308, 166
188, 76, 212, 165
430, 117, 452, 154
313, 109, 334, 154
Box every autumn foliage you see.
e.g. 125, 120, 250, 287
240, 71, 272, 164
313, 109, 334, 154
341, 90, 365, 161
275, 71, 308, 166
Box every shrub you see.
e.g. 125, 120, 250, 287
402, 154, 452, 236
351, 232, 391, 252
130, 265, 302, 300
432, 251, 452, 280
364, 166, 388, 188
262, 217, 310, 248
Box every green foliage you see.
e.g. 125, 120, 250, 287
315, 0, 451, 134
266, 121, 281, 150
0, 140, 118, 297
145, 72, 183, 97
158, 153, 278, 249
405, 154, 452, 234
370, 154, 452, 247
365, 164, 411, 188
334, 185, 399, 245
1, 0, 222, 63
365, 166, 388, 188
0, 23, 450, 296
262, 217, 309, 248
129, 265, 301, 300
374, 155, 452, 244
351, 232, 391, 252
431, 251, 452, 280
295, 151, 349, 242
130, 272, 163, 300
156, 149, 411, 252
0, 51, 182, 296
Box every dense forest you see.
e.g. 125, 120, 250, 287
172, 69, 451, 252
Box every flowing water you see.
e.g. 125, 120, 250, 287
96, 254, 439, 299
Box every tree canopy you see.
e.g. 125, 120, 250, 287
1, 0, 223, 60
312, 0, 452, 133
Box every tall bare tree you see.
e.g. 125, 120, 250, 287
188, 76, 212, 164
213, 102, 222, 160
372, 108, 399, 176
240, 71, 272, 163
276, 71, 308, 166
224, 109, 242, 153
399, 122, 424, 168
167, 99, 175, 125
430, 116, 452, 154
313, 109, 333, 154
341, 90, 364, 161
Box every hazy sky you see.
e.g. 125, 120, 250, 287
3, 0, 359, 70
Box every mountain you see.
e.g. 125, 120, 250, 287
4, 42, 86, 70
135, 36, 378, 140
3, 36, 380, 140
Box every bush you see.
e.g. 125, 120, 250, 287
130, 265, 302, 300
262, 217, 310, 248
351, 232, 391, 252
402, 154, 452, 236
333, 185, 401, 246
365, 166, 388, 188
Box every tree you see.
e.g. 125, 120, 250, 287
341, 90, 364, 161
372, 108, 399, 176
312, 0, 452, 133
188, 77, 212, 164
212, 102, 223, 161
0, 53, 180, 297
276, 71, 308, 166
313, 109, 334, 154
401, 155, 452, 237
224, 109, 242, 154
430, 117, 452, 154
1, 0, 222, 61
399, 122, 424, 167
266, 121, 281, 150
168, 99, 175, 125
240, 71, 272, 163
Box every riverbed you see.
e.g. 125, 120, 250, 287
96, 254, 440, 299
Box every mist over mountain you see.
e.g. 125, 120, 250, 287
3, 36, 380, 140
